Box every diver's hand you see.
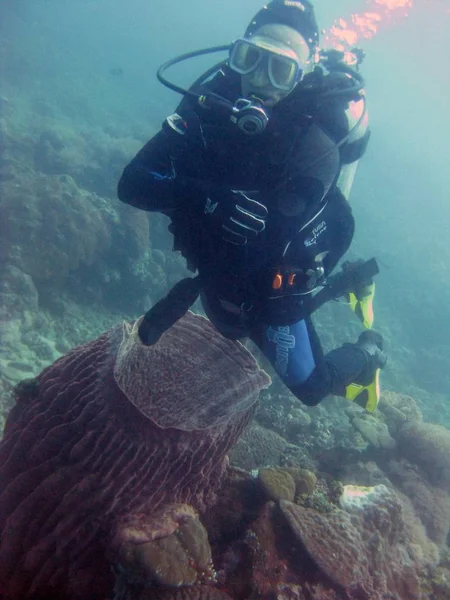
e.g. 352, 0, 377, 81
341, 259, 374, 299
204, 189, 268, 245
354, 330, 387, 385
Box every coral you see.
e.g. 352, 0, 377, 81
378, 390, 423, 435
1, 171, 114, 283
339, 483, 389, 512
258, 467, 317, 503
387, 459, 450, 546
30, 122, 142, 199
279, 485, 422, 598
117, 204, 150, 261
0, 312, 269, 600
208, 477, 433, 600
302, 584, 340, 599
0, 265, 39, 325
281, 501, 369, 589
112, 504, 215, 591
298, 490, 335, 513
216, 487, 427, 599
396, 421, 450, 491
286, 467, 317, 496
428, 567, 450, 599
200, 467, 268, 554
285, 407, 312, 438
218, 501, 295, 599
394, 491, 440, 569
134, 586, 234, 600
230, 422, 295, 471
351, 415, 396, 449
294, 476, 339, 514
258, 468, 296, 502
338, 459, 390, 488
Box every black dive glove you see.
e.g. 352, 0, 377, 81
341, 259, 375, 299
354, 330, 387, 385
203, 189, 268, 245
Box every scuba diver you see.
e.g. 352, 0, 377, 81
117, 0, 387, 410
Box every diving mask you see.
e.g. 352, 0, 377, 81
229, 35, 311, 92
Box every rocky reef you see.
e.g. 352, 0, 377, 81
2, 323, 450, 599
2, 4, 450, 598
0, 109, 189, 421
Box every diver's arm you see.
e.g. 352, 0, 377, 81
117, 129, 207, 214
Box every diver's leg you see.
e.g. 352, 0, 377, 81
250, 317, 367, 406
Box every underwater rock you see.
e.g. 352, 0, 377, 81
0, 312, 269, 599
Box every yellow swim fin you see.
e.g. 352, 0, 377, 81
345, 368, 381, 412
346, 283, 375, 329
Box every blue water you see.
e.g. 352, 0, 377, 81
1, 0, 449, 421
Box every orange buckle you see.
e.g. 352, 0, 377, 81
287, 273, 296, 286
272, 273, 283, 290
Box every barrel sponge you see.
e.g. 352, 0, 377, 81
0, 312, 269, 599
114, 313, 271, 430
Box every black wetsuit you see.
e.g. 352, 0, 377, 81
118, 68, 372, 405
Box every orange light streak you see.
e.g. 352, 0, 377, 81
323, 0, 414, 50
375, 0, 411, 8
